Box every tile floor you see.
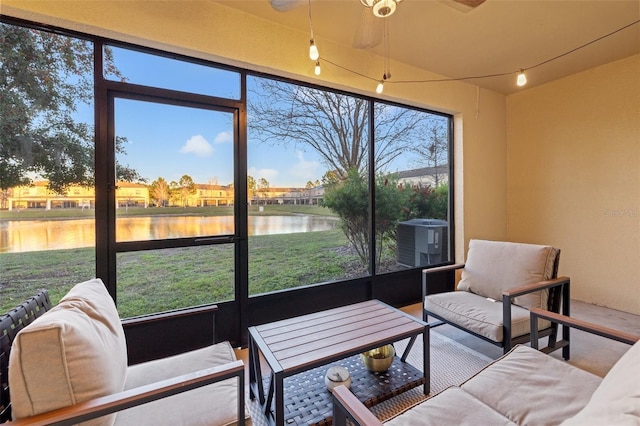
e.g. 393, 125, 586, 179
402, 299, 640, 377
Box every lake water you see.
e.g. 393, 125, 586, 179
0, 215, 338, 253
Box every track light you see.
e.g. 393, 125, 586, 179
314, 60, 321, 76
309, 39, 319, 61
516, 70, 527, 87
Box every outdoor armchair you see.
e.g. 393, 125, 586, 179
2, 279, 249, 426
423, 239, 570, 356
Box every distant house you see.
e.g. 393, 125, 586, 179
396, 166, 448, 188
6, 181, 150, 210
186, 183, 234, 207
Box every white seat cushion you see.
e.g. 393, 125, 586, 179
385, 387, 517, 426
116, 342, 251, 426
9, 278, 127, 426
461, 345, 602, 425
425, 291, 533, 341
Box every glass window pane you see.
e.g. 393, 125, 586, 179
247, 77, 370, 296
114, 99, 235, 242
105, 45, 241, 100
374, 104, 451, 273
0, 24, 96, 310
116, 245, 234, 318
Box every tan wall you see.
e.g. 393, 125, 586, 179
2, 0, 509, 262
506, 55, 640, 315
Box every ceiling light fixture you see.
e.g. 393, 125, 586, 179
318, 19, 638, 92
360, 0, 402, 18
516, 69, 527, 87
308, 0, 319, 61
375, 20, 391, 94
309, 39, 319, 61
376, 73, 388, 94
314, 60, 321, 76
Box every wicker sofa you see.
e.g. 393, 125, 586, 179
1, 278, 250, 425
332, 307, 640, 426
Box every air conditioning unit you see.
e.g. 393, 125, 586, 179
397, 219, 448, 267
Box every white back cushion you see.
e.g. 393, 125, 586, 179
9, 278, 127, 425
457, 239, 558, 309
561, 340, 640, 425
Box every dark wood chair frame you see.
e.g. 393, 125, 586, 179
1, 292, 245, 426
422, 261, 571, 358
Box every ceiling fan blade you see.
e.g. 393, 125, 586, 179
353, 8, 384, 49
453, 0, 486, 7
441, 0, 486, 13
269, 0, 306, 12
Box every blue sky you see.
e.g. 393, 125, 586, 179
106, 46, 328, 188
77, 45, 438, 189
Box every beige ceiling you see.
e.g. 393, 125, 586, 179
215, 0, 640, 94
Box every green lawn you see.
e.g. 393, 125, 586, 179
0, 205, 382, 317
0, 228, 365, 317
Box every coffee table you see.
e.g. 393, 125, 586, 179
248, 299, 429, 425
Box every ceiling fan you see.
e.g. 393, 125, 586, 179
269, 0, 486, 49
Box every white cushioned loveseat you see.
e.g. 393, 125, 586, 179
5, 278, 250, 426
332, 307, 640, 426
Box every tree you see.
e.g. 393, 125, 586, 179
0, 23, 141, 194
248, 78, 425, 180
150, 177, 170, 207
321, 170, 340, 186
247, 175, 256, 205
257, 177, 270, 204
323, 169, 409, 269
415, 118, 449, 187
402, 183, 448, 220
178, 175, 196, 207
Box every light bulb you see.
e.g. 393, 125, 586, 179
309, 39, 319, 61
376, 81, 384, 94
314, 60, 321, 76
516, 70, 527, 87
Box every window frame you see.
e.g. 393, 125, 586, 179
1, 17, 455, 349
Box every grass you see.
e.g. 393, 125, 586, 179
0, 204, 384, 317
0, 228, 363, 317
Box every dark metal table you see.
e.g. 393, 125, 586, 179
248, 300, 429, 425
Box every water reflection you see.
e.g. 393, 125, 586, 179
1, 215, 338, 253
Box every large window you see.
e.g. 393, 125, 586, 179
373, 104, 451, 274
247, 77, 370, 295
246, 76, 452, 294
1, 19, 453, 329
112, 97, 237, 317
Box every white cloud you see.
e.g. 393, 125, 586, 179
248, 166, 279, 181
180, 135, 213, 157
289, 151, 320, 180
214, 131, 233, 144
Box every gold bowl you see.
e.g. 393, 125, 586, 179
361, 344, 395, 372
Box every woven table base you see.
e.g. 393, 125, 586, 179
264, 354, 426, 426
